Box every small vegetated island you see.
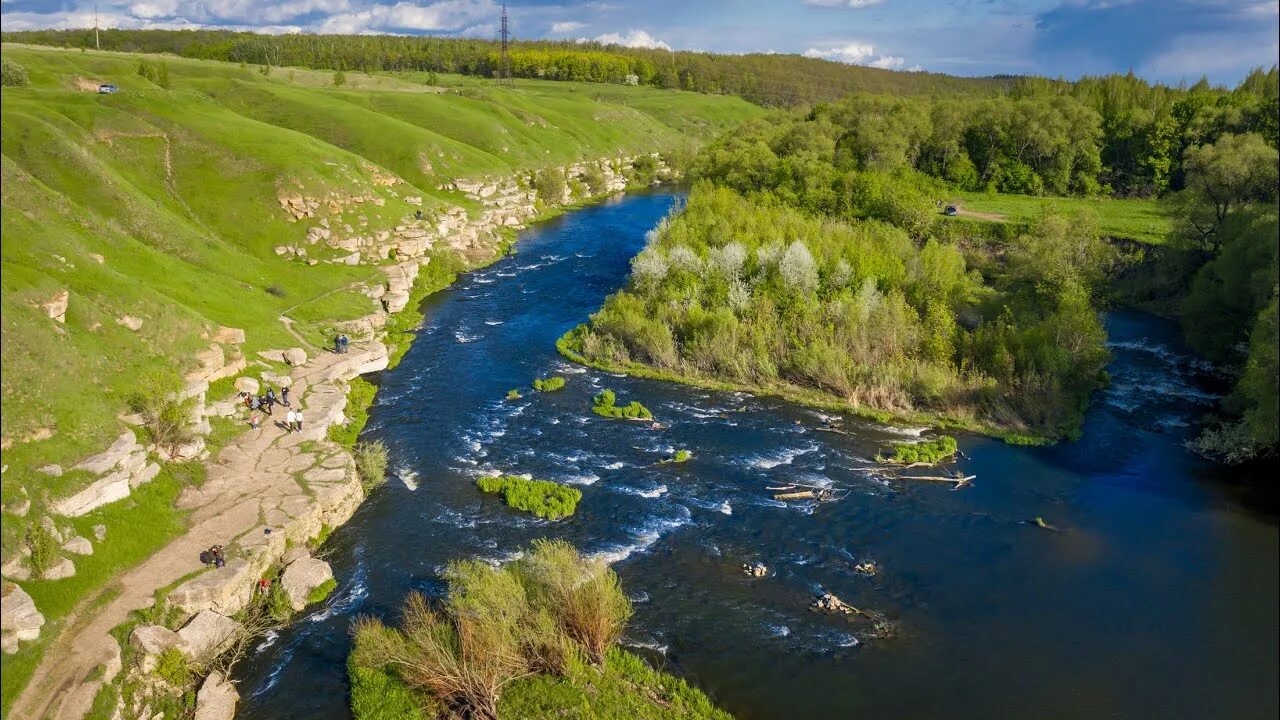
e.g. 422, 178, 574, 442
879, 435, 958, 465
592, 389, 653, 420
476, 475, 582, 520
349, 540, 729, 720
533, 376, 566, 392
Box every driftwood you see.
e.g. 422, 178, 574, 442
815, 426, 849, 435
774, 491, 815, 500
896, 474, 975, 489
766, 484, 797, 491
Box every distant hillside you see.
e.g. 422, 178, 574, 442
0, 29, 1014, 107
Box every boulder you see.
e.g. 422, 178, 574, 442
283, 348, 308, 367
280, 557, 334, 611
742, 562, 768, 578
116, 315, 144, 332
129, 463, 162, 489
93, 524, 108, 541
234, 376, 260, 395
63, 535, 93, 556
8, 496, 31, 518
1, 555, 31, 581
157, 438, 204, 463
52, 470, 132, 516
213, 326, 246, 344
43, 557, 75, 580
169, 559, 256, 616
177, 610, 242, 662
1, 582, 45, 654
194, 671, 239, 720
261, 370, 292, 389
35, 464, 63, 477
129, 624, 187, 657
74, 430, 139, 474
42, 290, 69, 323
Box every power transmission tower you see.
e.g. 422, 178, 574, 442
497, 3, 513, 86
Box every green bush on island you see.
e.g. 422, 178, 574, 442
533, 376, 566, 392
663, 449, 692, 464
354, 440, 389, 491
506, 389, 523, 401
592, 389, 653, 420
349, 540, 728, 720
883, 435, 958, 465
476, 475, 582, 520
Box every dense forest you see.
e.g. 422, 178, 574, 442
565, 72, 1279, 454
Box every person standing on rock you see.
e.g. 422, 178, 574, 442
250, 412, 260, 430
281, 385, 290, 407
284, 409, 297, 433
260, 394, 272, 416
266, 386, 276, 409
294, 409, 304, 433
334, 334, 343, 354
340, 335, 350, 354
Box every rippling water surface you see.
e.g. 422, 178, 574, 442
235, 190, 1278, 720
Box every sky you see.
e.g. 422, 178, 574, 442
1, 0, 1277, 84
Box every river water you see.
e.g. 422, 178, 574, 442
234, 190, 1278, 720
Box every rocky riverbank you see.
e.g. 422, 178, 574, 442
2, 153, 671, 720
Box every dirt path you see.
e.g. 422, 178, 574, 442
952, 206, 1006, 222
9, 345, 380, 720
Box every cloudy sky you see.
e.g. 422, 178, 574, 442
2, 0, 1276, 84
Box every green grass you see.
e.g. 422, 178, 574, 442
499, 649, 732, 720
882, 435, 958, 465
476, 475, 582, 520
533, 376, 566, 392
307, 578, 338, 606
592, 389, 653, 420
327, 377, 377, 448
948, 191, 1172, 244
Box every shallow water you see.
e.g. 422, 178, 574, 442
235, 190, 1279, 720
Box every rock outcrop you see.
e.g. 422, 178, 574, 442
42, 290, 69, 323
1, 582, 45, 654
176, 610, 242, 662
194, 671, 239, 720
280, 557, 334, 611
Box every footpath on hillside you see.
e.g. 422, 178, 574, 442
9, 342, 384, 720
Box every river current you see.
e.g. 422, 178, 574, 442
235, 190, 1278, 720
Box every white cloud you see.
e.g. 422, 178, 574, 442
316, 0, 496, 34
588, 30, 671, 51
869, 54, 903, 69
129, 1, 182, 19
1139, 30, 1280, 81
551, 21, 587, 33
803, 0, 885, 7
803, 42, 874, 63
804, 41, 909, 70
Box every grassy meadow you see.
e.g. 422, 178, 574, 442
948, 191, 1172, 244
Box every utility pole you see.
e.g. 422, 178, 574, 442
498, 3, 513, 86
94, 3, 100, 50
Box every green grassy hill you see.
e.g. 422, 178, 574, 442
0, 43, 757, 572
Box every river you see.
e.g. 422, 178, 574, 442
234, 190, 1279, 720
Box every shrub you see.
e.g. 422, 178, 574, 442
506, 389, 522, 401
532, 376, 565, 392
154, 647, 192, 687
582, 165, 608, 195
591, 390, 652, 420
355, 440, 389, 491
126, 370, 196, 456
334, 70, 347, 86
136, 60, 170, 88
329, 377, 377, 447
533, 168, 567, 204
885, 435, 957, 464
512, 540, 632, 665
25, 522, 60, 577
670, 449, 692, 463
1, 58, 30, 87
476, 476, 581, 520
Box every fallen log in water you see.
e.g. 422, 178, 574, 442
774, 490, 815, 500
896, 474, 975, 488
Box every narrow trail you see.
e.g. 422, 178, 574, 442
9, 345, 378, 720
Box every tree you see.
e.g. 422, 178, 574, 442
1, 57, 29, 86
333, 69, 346, 87
1178, 133, 1279, 251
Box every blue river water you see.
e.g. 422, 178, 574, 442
234, 190, 1278, 720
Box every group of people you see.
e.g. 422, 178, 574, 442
334, 334, 351, 354
199, 544, 226, 568
241, 384, 298, 431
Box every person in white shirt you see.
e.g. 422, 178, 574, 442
285, 409, 297, 433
